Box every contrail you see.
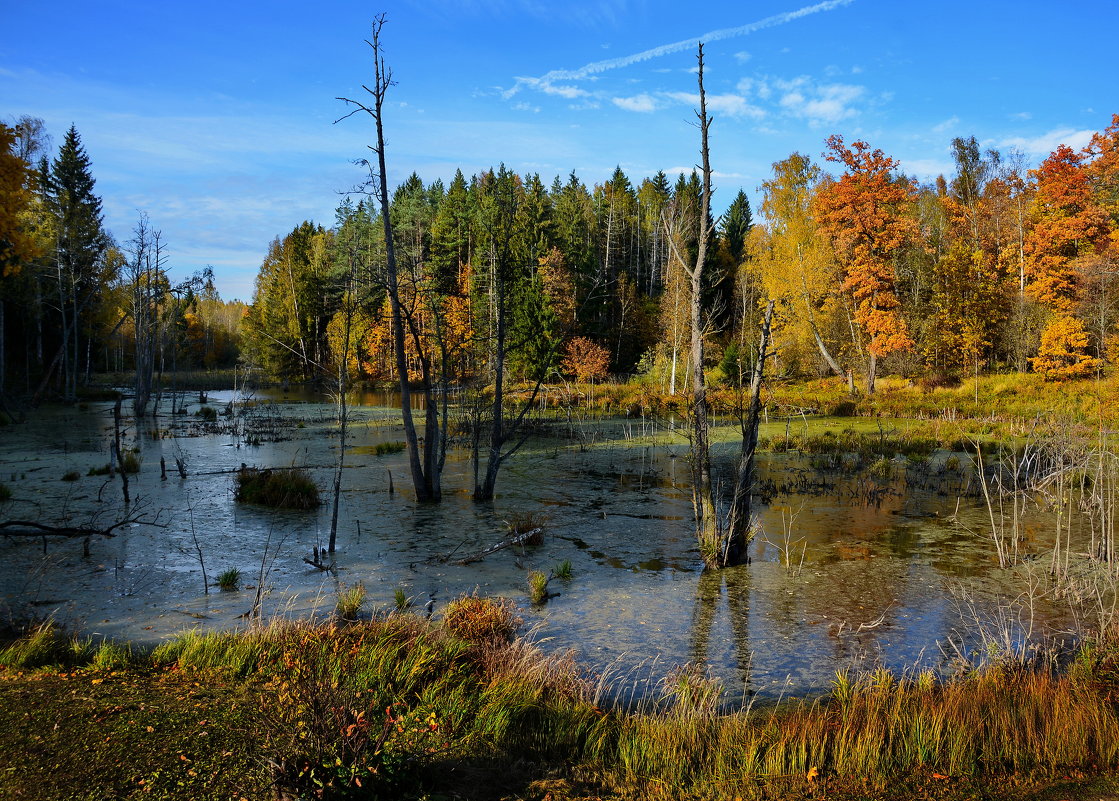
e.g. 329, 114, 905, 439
508, 0, 854, 96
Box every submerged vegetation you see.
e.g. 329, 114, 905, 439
3, 615, 1119, 800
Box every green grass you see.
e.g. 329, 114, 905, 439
372, 440, 406, 456
528, 570, 550, 604
215, 567, 241, 591
3, 616, 1119, 800
335, 581, 367, 621
234, 466, 320, 509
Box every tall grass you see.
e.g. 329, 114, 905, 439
4, 609, 1119, 798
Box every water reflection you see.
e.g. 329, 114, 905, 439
0, 395, 1094, 698
690, 568, 752, 695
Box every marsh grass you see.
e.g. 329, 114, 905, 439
506, 510, 548, 543
119, 451, 141, 474
60, 470, 80, 482
442, 595, 522, 643
335, 581, 367, 621
0, 483, 10, 501
372, 440, 406, 456
0, 621, 89, 669
90, 641, 136, 671
3, 615, 1119, 799
528, 571, 550, 604
553, 559, 574, 580
234, 466, 320, 509
215, 567, 241, 591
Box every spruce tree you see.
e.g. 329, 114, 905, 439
40, 125, 108, 400
723, 189, 753, 265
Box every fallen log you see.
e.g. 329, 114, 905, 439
0, 520, 126, 538
450, 528, 543, 565
0, 513, 163, 539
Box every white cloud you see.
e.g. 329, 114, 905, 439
902, 157, 955, 181
734, 50, 752, 63
662, 91, 765, 119
931, 116, 959, 133
773, 76, 865, 126
1001, 127, 1095, 156
504, 0, 854, 98
1011, 111, 1032, 120
612, 93, 658, 112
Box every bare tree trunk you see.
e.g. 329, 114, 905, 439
686, 43, 718, 567
725, 300, 774, 564
337, 16, 438, 502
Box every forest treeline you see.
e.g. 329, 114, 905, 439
0, 118, 244, 404
2, 113, 1117, 400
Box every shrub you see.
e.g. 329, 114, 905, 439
235, 467, 320, 509
1032, 316, 1102, 380
561, 336, 611, 382
442, 595, 521, 644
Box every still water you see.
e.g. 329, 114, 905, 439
0, 389, 1082, 698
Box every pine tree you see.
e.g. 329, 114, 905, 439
38, 125, 109, 401
722, 189, 753, 265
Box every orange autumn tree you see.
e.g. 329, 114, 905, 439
561, 336, 610, 383
814, 136, 917, 392
1024, 144, 1111, 312
1024, 142, 1114, 379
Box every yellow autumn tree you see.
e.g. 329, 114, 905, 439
1031, 315, 1101, 380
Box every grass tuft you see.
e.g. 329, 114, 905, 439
442, 595, 522, 643
528, 571, 550, 605
335, 581, 367, 621
234, 466, 320, 509
373, 440, 406, 456
215, 567, 241, 591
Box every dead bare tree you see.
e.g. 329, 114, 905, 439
668, 44, 773, 568
335, 15, 444, 503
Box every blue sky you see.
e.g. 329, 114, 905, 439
3, 0, 1116, 301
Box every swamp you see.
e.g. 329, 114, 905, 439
2, 383, 1115, 701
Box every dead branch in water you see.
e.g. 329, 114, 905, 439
445, 528, 544, 565
0, 510, 164, 539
